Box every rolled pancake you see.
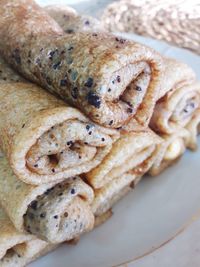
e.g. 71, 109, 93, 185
150, 58, 200, 134
0, 0, 163, 128
86, 128, 161, 189
0, 82, 118, 185
44, 5, 104, 33
185, 109, 200, 150
0, 157, 94, 243
0, 207, 56, 267
149, 128, 189, 176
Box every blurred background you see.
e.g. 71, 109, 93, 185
39, 0, 200, 54
101, 0, 200, 54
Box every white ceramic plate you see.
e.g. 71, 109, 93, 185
31, 1, 200, 266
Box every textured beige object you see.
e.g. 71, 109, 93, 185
44, 5, 104, 33
150, 58, 200, 134
185, 108, 200, 150
94, 209, 113, 227
90, 140, 161, 217
88, 128, 162, 217
0, 206, 56, 267
0, 157, 94, 243
0, 81, 117, 185
91, 133, 162, 216
102, 0, 200, 55
0, 0, 163, 129
0, 57, 25, 83
92, 173, 138, 217
86, 128, 161, 188
149, 128, 190, 176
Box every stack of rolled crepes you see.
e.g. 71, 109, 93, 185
0, 54, 119, 264
0, 1, 199, 266
149, 58, 200, 175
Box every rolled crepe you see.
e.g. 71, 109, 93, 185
0, 82, 118, 185
44, 5, 104, 33
150, 58, 200, 134
0, 0, 163, 128
0, 207, 56, 267
0, 157, 94, 244
86, 128, 161, 189
149, 128, 189, 176
185, 109, 200, 150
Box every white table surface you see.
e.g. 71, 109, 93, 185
36, 1, 200, 266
